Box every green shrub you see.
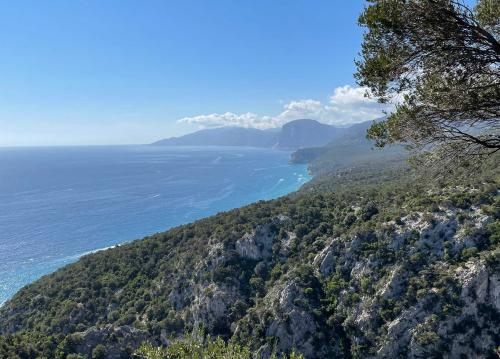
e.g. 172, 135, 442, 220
136, 332, 304, 359
91, 344, 106, 359
486, 221, 500, 246
415, 331, 439, 346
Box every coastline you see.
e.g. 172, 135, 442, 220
0, 147, 312, 306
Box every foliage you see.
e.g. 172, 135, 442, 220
0, 3, 499, 357
135, 332, 304, 359
0, 153, 498, 358
356, 0, 500, 164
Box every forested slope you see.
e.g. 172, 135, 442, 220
0, 156, 499, 358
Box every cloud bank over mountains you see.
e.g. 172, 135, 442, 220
179, 86, 393, 129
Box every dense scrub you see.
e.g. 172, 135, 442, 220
0, 155, 499, 358
136, 331, 304, 359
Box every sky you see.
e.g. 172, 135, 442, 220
0, 0, 393, 146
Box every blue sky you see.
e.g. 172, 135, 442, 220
0, 1, 400, 145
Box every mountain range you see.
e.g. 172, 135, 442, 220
151, 119, 370, 151
0, 114, 498, 358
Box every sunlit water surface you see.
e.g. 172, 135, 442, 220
0, 145, 310, 304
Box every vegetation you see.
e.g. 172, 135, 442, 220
356, 0, 500, 163
0, 2, 499, 357
0, 152, 498, 358
135, 331, 303, 359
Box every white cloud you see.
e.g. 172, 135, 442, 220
179, 112, 281, 129
279, 99, 324, 122
178, 85, 392, 129
329, 85, 376, 105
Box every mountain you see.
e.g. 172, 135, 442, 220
151, 127, 275, 147
0, 154, 499, 358
152, 119, 349, 151
270, 119, 343, 150
290, 118, 407, 174
329, 119, 374, 145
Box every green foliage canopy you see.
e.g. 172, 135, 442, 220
136, 332, 304, 359
356, 0, 500, 163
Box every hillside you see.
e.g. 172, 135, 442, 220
0, 154, 498, 358
152, 119, 349, 151
291, 119, 406, 175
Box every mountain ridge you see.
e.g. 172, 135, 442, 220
151, 119, 367, 151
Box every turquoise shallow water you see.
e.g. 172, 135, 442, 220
0, 145, 310, 304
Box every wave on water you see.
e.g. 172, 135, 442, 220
253, 164, 289, 172
55, 244, 122, 266
212, 156, 223, 164
267, 178, 285, 192
0, 146, 311, 305
188, 183, 236, 210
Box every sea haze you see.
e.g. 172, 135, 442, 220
0, 145, 310, 304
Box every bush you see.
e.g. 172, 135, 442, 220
136, 332, 304, 359
360, 202, 378, 221
343, 214, 357, 227
487, 221, 500, 246
91, 344, 106, 359
460, 247, 478, 260
415, 331, 439, 346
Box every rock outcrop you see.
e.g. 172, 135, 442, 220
1, 179, 498, 359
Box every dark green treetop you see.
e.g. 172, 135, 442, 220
356, 0, 500, 164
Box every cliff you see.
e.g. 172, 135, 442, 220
0, 158, 498, 358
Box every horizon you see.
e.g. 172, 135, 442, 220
1, 1, 498, 356
0, 0, 478, 146
1, 0, 391, 147
0, 118, 373, 148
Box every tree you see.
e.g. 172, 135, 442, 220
91, 344, 107, 359
356, 0, 500, 165
135, 332, 305, 359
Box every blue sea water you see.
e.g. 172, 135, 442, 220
0, 145, 310, 305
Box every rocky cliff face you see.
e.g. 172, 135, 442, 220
271, 119, 341, 150
319, 206, 500, 358
0, 174, 498, 358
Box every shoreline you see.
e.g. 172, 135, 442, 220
0, 149, 312, 307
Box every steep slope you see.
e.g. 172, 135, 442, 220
271, 119, 342, 150
0, 159, 498, 358
291, 119, 406, 175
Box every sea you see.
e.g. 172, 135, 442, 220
0, 145, 310, 305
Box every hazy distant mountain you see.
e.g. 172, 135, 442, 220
331, 120, 374, 145
290, 117, 406, 174
151, 119, 355, 150
151, 127, 275, 147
